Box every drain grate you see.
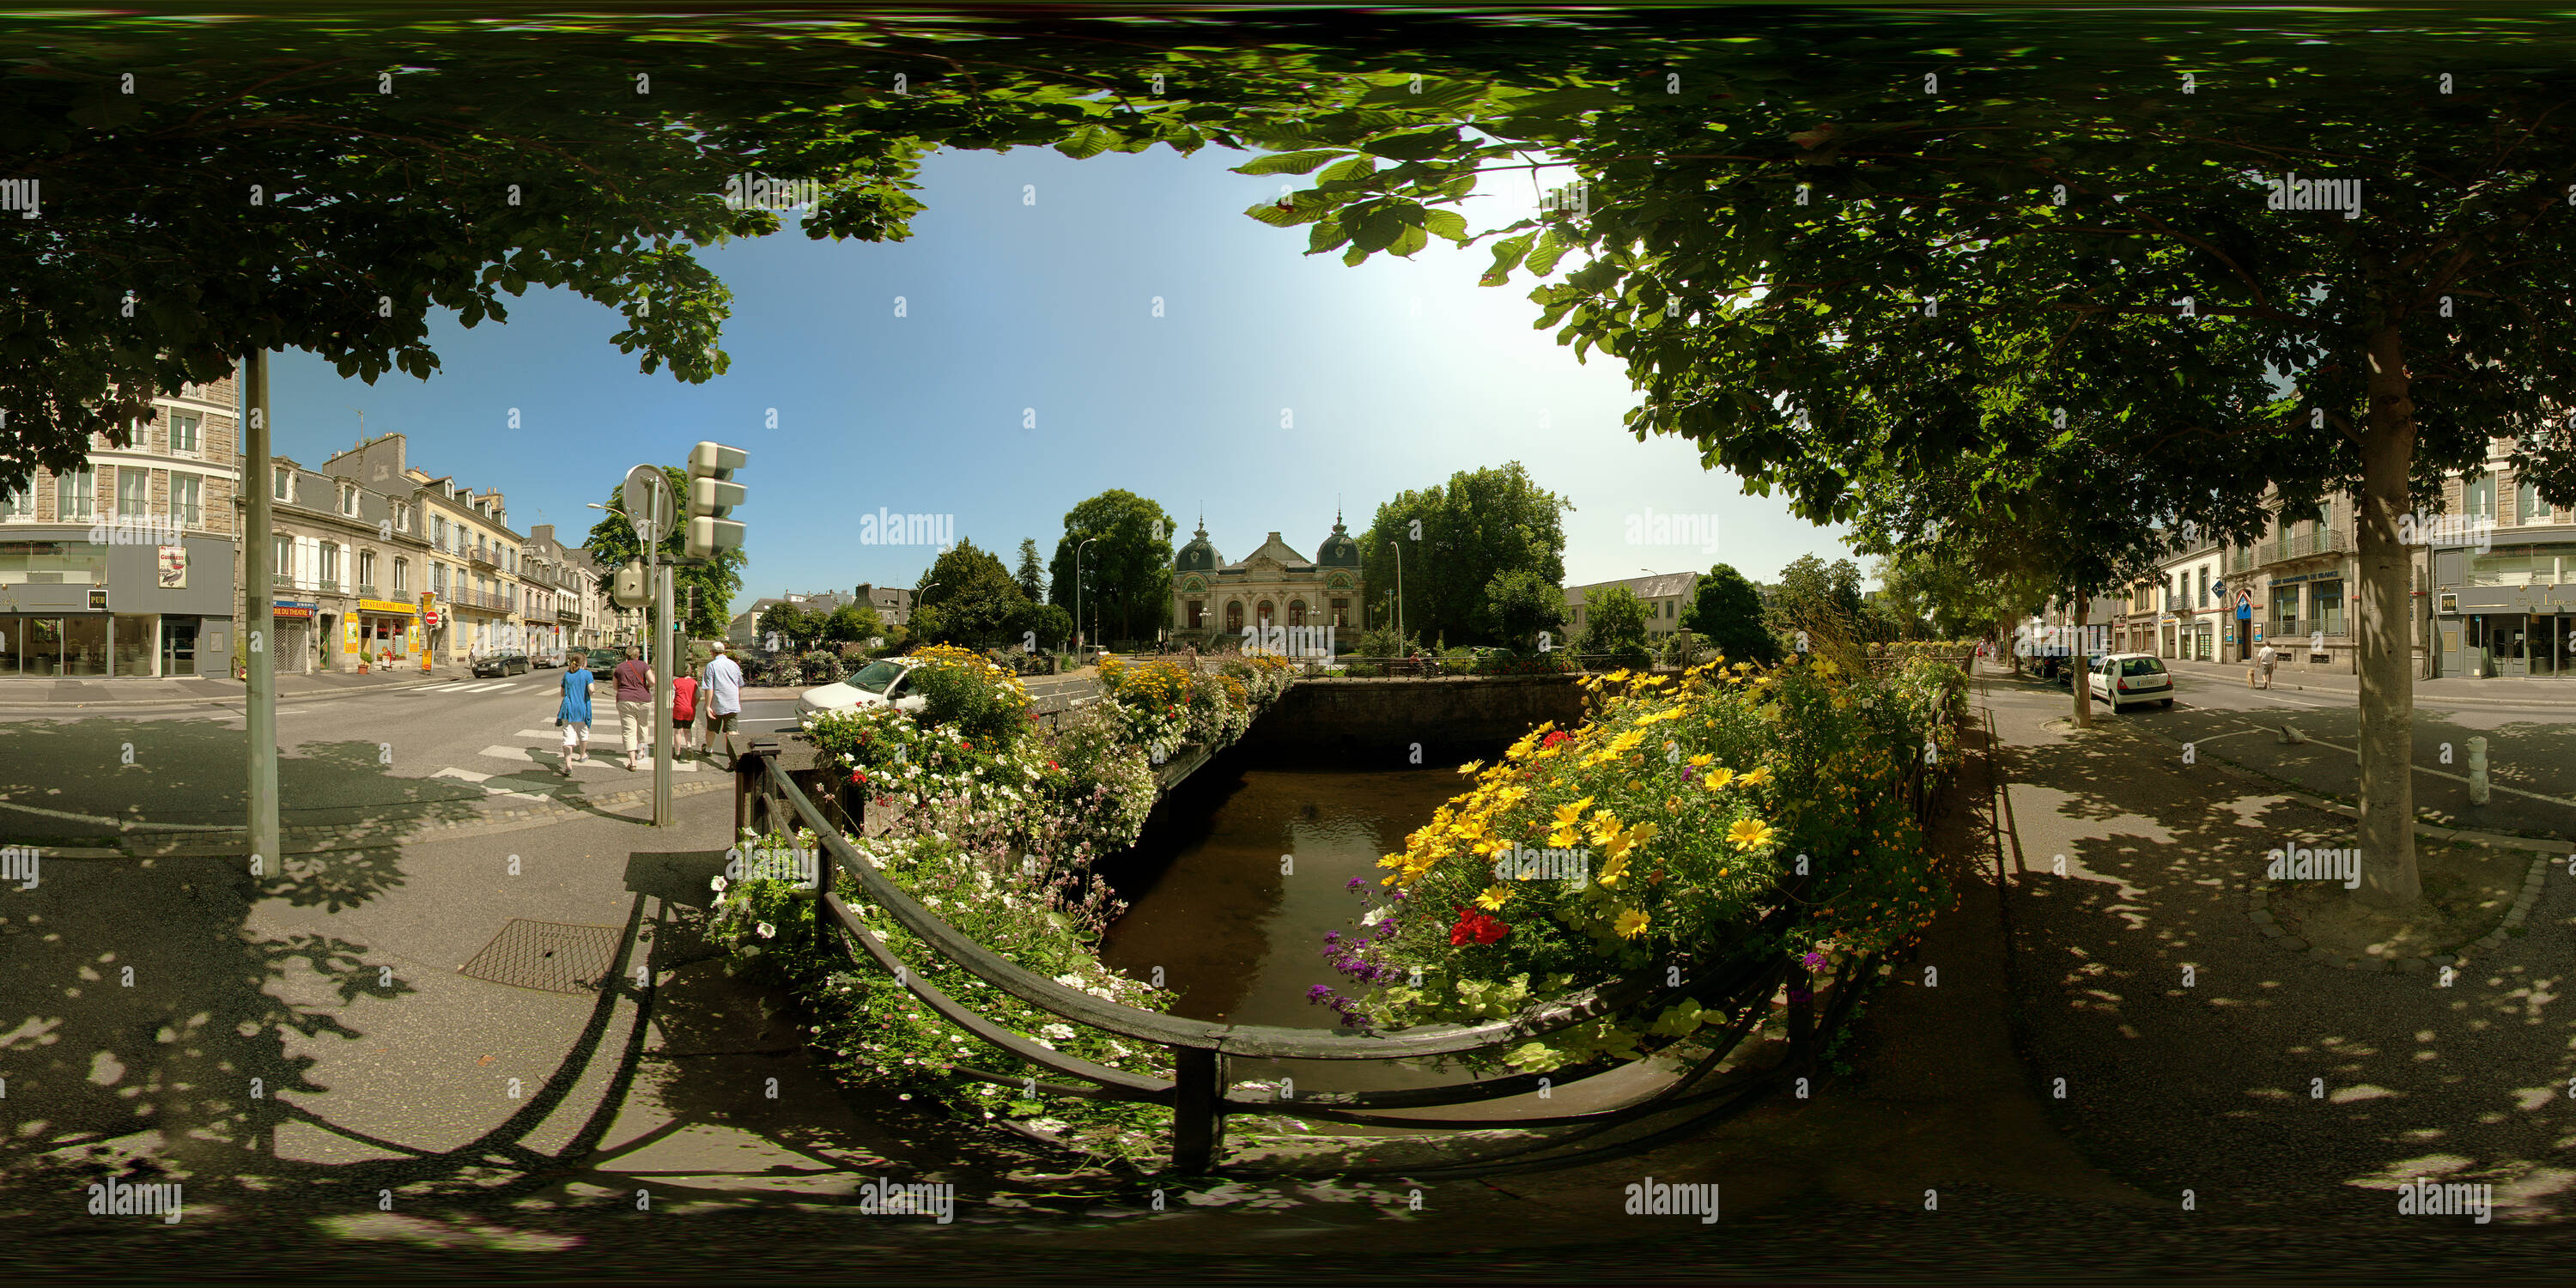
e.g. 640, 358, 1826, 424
458, 920, 625, 994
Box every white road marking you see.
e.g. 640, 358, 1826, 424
479, 744, 538, 763
431, 765, 552, 802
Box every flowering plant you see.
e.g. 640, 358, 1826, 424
1309, 656, 1949, 1071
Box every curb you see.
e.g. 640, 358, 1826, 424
2244, 853, 2551, 975
0, 672, 477, 712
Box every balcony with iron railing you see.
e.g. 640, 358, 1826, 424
2246, 527, 2350, 568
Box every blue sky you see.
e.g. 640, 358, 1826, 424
273, 143, 1854, 606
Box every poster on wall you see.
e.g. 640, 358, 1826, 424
345, 622, 361, 653
157, 545, 186, 589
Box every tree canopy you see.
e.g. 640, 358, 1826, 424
1048, 490, 1174, 647
581, 465, 744, 641
1682, 563, 1778, 665
1359, 462, 1571, 647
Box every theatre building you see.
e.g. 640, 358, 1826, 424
0, 374, 241, 677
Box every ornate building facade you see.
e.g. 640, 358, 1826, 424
1170, 514, 1365, 645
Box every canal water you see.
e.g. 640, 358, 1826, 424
1097, 756, 1477, 1095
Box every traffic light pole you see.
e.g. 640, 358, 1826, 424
653, 532, 675, 828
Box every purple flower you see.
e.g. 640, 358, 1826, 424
1801, 951, 1825, 970
1346, 877, 1365, 890
1324, 932, 1340, 945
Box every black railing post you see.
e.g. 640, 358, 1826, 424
1170, 1045, 1222, 1175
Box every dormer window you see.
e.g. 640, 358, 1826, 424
338, 483, 358, 516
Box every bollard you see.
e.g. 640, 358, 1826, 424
2468, 736, 2489, 805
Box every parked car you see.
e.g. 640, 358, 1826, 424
584, 648, 624, 675
471, 650, 530, 677
2088, 653, 2175, 711
796, 658, 927, 722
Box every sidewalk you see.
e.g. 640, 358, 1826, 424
2158, 654, 2576, 706
1979, 674, 2576, 1224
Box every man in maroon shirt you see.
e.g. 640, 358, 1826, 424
611, 646, 655, 772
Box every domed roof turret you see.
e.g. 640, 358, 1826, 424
1176, 516, 1220, 574
1315, 512, 1362, 568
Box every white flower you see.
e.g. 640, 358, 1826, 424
1040, 1023, 1077, 1042
710, 875, 729, 893
756, 921, 775, 939
1361, 906, 1390, 927
1052, 973, 1085, 989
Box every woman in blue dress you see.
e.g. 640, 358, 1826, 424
557, 653, 594, 775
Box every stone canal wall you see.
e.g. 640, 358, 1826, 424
1237, 673, 1589, 763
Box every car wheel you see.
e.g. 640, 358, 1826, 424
2160, 697, 2175, 709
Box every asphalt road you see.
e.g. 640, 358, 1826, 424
0, 677, 807, 842
2000, 665, 2576, 840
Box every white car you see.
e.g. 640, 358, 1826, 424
797, 658, 927, 721
2087, 652, 2175, 712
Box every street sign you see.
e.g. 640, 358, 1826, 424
623, 465, 672, 547
423, 610, 440, 629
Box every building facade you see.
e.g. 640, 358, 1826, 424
320, 434, 526, 667
0, 372, 242, 677
522, 525, 595, 660
237, 454, 434, 674
2427, 449, 2575, 677
1170, 517, 1365, 647
1564, 572, 1699, 641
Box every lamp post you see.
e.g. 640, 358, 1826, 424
1075, 537, 1099, 657
1396, 544, 1407, 644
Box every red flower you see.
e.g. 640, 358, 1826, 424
849, 769, 867, 783
1449, 906, 1511, 946
1046, 760, 1060, 771
1541, 730, 1571, 749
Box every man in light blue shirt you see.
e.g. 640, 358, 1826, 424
702, 641, 744, 769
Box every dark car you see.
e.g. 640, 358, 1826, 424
583, 648, 624, 675
471, 650, 530, 677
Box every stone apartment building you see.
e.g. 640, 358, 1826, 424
319, 434, 527, 668
1564, 571, 1700, 642
238, 453, 435, 675
0, 372, 242, 677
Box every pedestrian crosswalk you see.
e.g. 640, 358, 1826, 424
407, 679, 523, 694
425, 710, 707, 806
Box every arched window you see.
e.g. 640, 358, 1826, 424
1288, 599, 1307, 628
1256, 600, 1274, 629
1188, 600, 1204, 629
1224, 600, 1243, 633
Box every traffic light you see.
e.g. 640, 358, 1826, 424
685, 440, 747, 558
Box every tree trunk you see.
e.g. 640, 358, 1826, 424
2071, 595, 2093, 728
2354, 324, 2422, 908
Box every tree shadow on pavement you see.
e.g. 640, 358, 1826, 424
1984, 684, 2576, 1226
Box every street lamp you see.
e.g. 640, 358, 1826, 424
1075, 536, 1099, 655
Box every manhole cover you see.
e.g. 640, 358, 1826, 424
459, 920, 624, 994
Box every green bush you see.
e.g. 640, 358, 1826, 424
905, 643, 1036, 750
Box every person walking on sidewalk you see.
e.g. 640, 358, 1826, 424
671, 668, 700, 754
556, 653, 595, 775
702, 641, 744, 769
2255, 641, 2278, 690
611, 645, 654, 772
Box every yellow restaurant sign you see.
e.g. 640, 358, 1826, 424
359, 599, 416, 616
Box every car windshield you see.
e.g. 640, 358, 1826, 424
847, 659, 906, 695
2121, 658, 2166, 677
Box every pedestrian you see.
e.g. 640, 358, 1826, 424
672, 667, 700, 754
611, 645, 654, 772
702, 641, 744, 769
2257, 641, 2278, 690
556, 652, 594, 775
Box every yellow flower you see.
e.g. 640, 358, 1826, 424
1547, 826, 1580, 848
1614, 907, 1651, 939
1727, 818, 1779, 851
1688, 753, 1714, 768
1553, 796, 1595, 827
1476, 884, 1513, 910
1737, 766, 1775, 787
1458, 759, 1485, 776
1595, 852, 1631, 889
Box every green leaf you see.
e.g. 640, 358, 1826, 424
1316, 155, 1378, 186
1361, 126, 1463, 161
1481, 233, 1534, 286
1053, 125, 1113, 160
1230, 149, 1346, 176
1423, 209, 1469, 243
1525, 227, 1572, 277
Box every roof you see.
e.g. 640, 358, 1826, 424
1564, 572, 1698, 604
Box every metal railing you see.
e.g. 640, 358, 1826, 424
732, 727, 1950, 1176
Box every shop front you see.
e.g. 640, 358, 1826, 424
270, 599, 317, 674
0, 533, 234, 677
2432, 539, 2576, 678
354, 598, 418, 671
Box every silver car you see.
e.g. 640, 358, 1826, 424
2088, 653, 2175, 712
